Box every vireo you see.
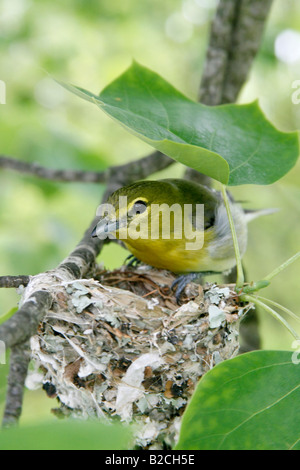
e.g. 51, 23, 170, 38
92, 178, 274, 301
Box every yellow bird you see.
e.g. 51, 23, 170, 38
92, 178, 272, 301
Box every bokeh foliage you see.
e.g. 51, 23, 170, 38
0, 0, 300, 426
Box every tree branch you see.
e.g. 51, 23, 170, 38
0, 290, 52, 349
2, 341, 31, 427
0, 155, 107, 183
0, 151, 173, 186
199, 0, 273, 105
0, 276, 30, 289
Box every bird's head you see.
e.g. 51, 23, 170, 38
92, 180, 176, 241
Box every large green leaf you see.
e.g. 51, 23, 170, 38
63, 62, 299, 186
175, 350, 300, 450
0, 419, 131, 450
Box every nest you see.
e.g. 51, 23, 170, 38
27, 265, 251, 449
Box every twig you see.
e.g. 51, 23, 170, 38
2, 341, 31, 427
0, 155, 107, 183
0, 150, 172, 186
0, 275, 30, 288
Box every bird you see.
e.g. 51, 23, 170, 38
92, 178, 275, 302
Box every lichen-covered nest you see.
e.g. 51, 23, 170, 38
27, 265, 251, 449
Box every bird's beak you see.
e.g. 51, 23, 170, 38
91, 217, 120, 239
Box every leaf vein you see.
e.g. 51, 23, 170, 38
217, 383, 300, 449
229, 136, 262, 175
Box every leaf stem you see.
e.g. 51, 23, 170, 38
220, 184, 244, 289
263, 251, 300, 282
0, 307, 18, 326
255, 295, 300, 324
241, 294, 300, 341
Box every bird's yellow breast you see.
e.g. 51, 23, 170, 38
123, 229, 218, 274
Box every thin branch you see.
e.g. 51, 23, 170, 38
2, 341, 31, 427
0, 155, 108, 183
109, 151, 173, 185
0, 275, 30, 288
0, 150, 173, 186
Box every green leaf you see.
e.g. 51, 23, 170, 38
63, 62, 299, 186
0, 306, 18, 325
175, 350, 300, 450
0, 419, 132, 450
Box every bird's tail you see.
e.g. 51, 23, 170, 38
244, 207, 279, 223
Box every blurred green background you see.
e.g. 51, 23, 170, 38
0, 0, 300, 426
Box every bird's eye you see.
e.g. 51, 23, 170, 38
129, 200, 147, 215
